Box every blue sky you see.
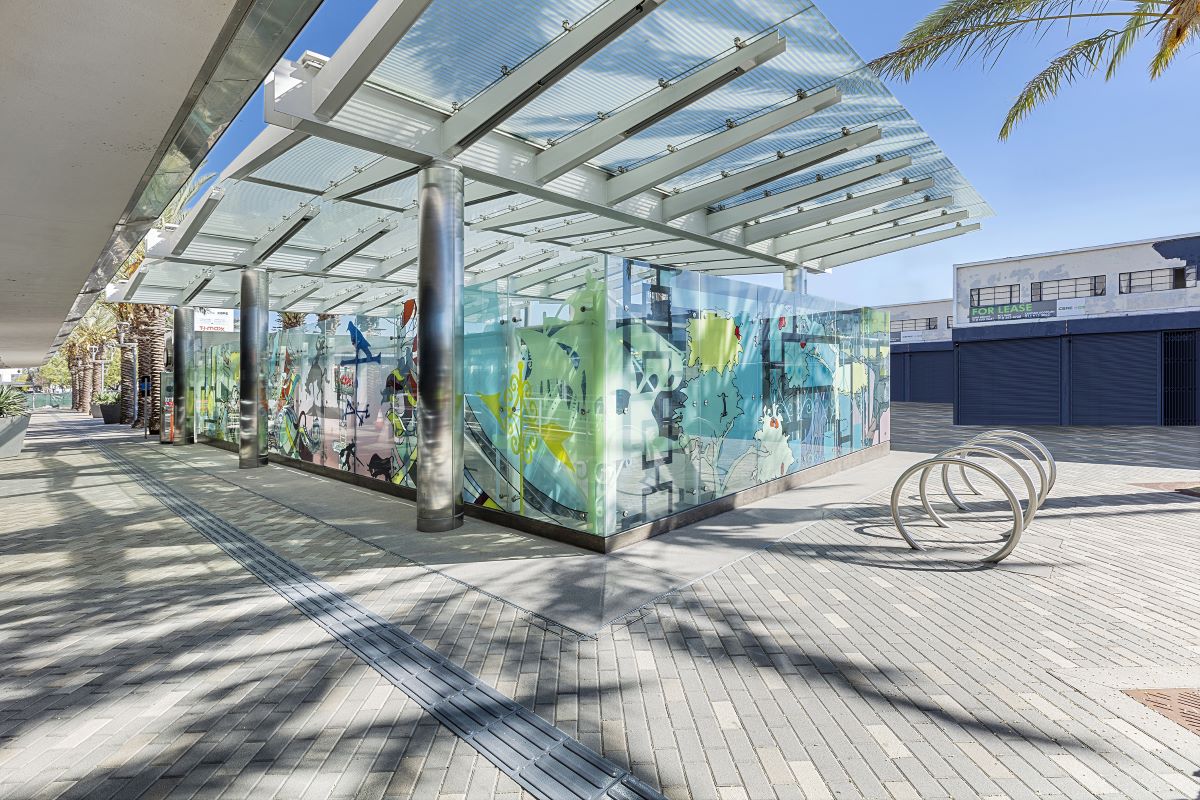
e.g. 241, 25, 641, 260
201, 0, 1200, 307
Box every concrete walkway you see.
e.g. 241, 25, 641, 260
2, 410, 1199, 799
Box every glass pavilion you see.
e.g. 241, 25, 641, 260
109, 0, 989, 550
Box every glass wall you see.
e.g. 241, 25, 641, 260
188, 259, 889, 539
195, 330, 239, 443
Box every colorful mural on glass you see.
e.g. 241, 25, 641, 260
188, 260, 888, 539
263, 310, 417, 487
195, 332, 239, 443
605, 263, 890, 529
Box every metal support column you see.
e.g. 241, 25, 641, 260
240, 268, 269, 468
173, 307, 195, 445
416, 161, 465, 532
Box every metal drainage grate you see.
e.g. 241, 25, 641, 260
1124, 689, 1200, 736
94, 443, 665, 800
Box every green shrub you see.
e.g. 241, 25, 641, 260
0, 386, 30, 418
95, 390, 120, 405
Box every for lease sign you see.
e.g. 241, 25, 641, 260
968, 300, 1059, 323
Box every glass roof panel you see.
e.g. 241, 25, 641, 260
358, 0, 990, 218
250, 137, 384, 193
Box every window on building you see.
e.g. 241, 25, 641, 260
1030, 275, 1106, 301
1119, 266, 1198, 294
969, 284, 1020, 306
946, 316, 954, 328
890, 317, 939, 332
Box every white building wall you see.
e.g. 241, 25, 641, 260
954, 233, 1200, 328
877, 299, 953, 343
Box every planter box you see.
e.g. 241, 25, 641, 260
0, 416, 30, 459
100, 404, 121, 424
91, 406, 103, 419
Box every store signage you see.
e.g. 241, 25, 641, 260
968, 298, 1087, 323
889, 331, 930, 343
194, 308, 236, 332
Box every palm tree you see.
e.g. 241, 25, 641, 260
67, 305, 117, 414
120, 167, 214, 432
869, 1, 1200, 139
130, 304, 170, 432
113, 303, 138, 423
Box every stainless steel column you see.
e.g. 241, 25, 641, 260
172, 307, 195, 445
416, 161, 464, 532
240, 268, 269, 468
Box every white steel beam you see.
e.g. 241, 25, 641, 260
526, 215, 634, 241
545, 266, 604, 296
280, 279, 323, 308
661, 126, 880, 220
356, 289, 412, 315
742, 177, 935, 245
466, 250, 556, 285
470, 202, 578, 231
369, 246, 418, 279
465, 181, 513, 205
605, 88, 841, 204
324, 157, 419, 200
312, 0, 436, 120
222, 127, 309, 181
242, 203, 322, 265
671, 255, 776, 270
653, 249, 760, 265
572, 229, 682, 251
705, 155, 912, 232
312, 218, 398, 272
466, 240, 515, 269
616, 239, 712, 258
440, 0, 664, 156
772, 197, 951, 253
795, 211, 969, 261
171, 269, 215, 306
169, 187, 225, 255
510, 256, 599, 292
699, 264, 783, 275
314, 285, 367, 313
534, 33, 786, 184
817, 223, 980, 269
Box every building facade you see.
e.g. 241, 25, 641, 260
952, 234, 1199, 426
879, 299, 953, 404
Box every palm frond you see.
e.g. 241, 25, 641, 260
1106, 1, 1164, 77
1000, 29, 1121, 139
1151, 0, 1200, 76
869, 1, 1127, 79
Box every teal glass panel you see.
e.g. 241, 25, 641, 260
604, 260, 890, 532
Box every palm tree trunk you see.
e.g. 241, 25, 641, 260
120, 343, 137, 423
130, 305, 169, 432
92, 358, 104, 398
80, 361, 95, 414
70, 356, 83, 411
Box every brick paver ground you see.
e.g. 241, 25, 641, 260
2, 409, 1199, 799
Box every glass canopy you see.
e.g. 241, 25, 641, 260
111, 0, 989, 314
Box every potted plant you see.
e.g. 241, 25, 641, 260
0, 386, 31, 459
96, 390, 121, 424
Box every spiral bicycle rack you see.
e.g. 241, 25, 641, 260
890, 429, 1055, 563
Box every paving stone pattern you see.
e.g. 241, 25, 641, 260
92, 441, 665, 800
2, 411, 1200, 799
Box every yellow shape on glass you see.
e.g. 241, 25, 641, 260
686, 311, 741, 374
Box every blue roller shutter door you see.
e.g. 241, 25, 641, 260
908, 351, 954, 403
956, 339, 1062, 425
1069, 332, 1161, 425
891, 353, 908, 401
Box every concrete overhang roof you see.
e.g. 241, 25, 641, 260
0, 0, 321, 367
